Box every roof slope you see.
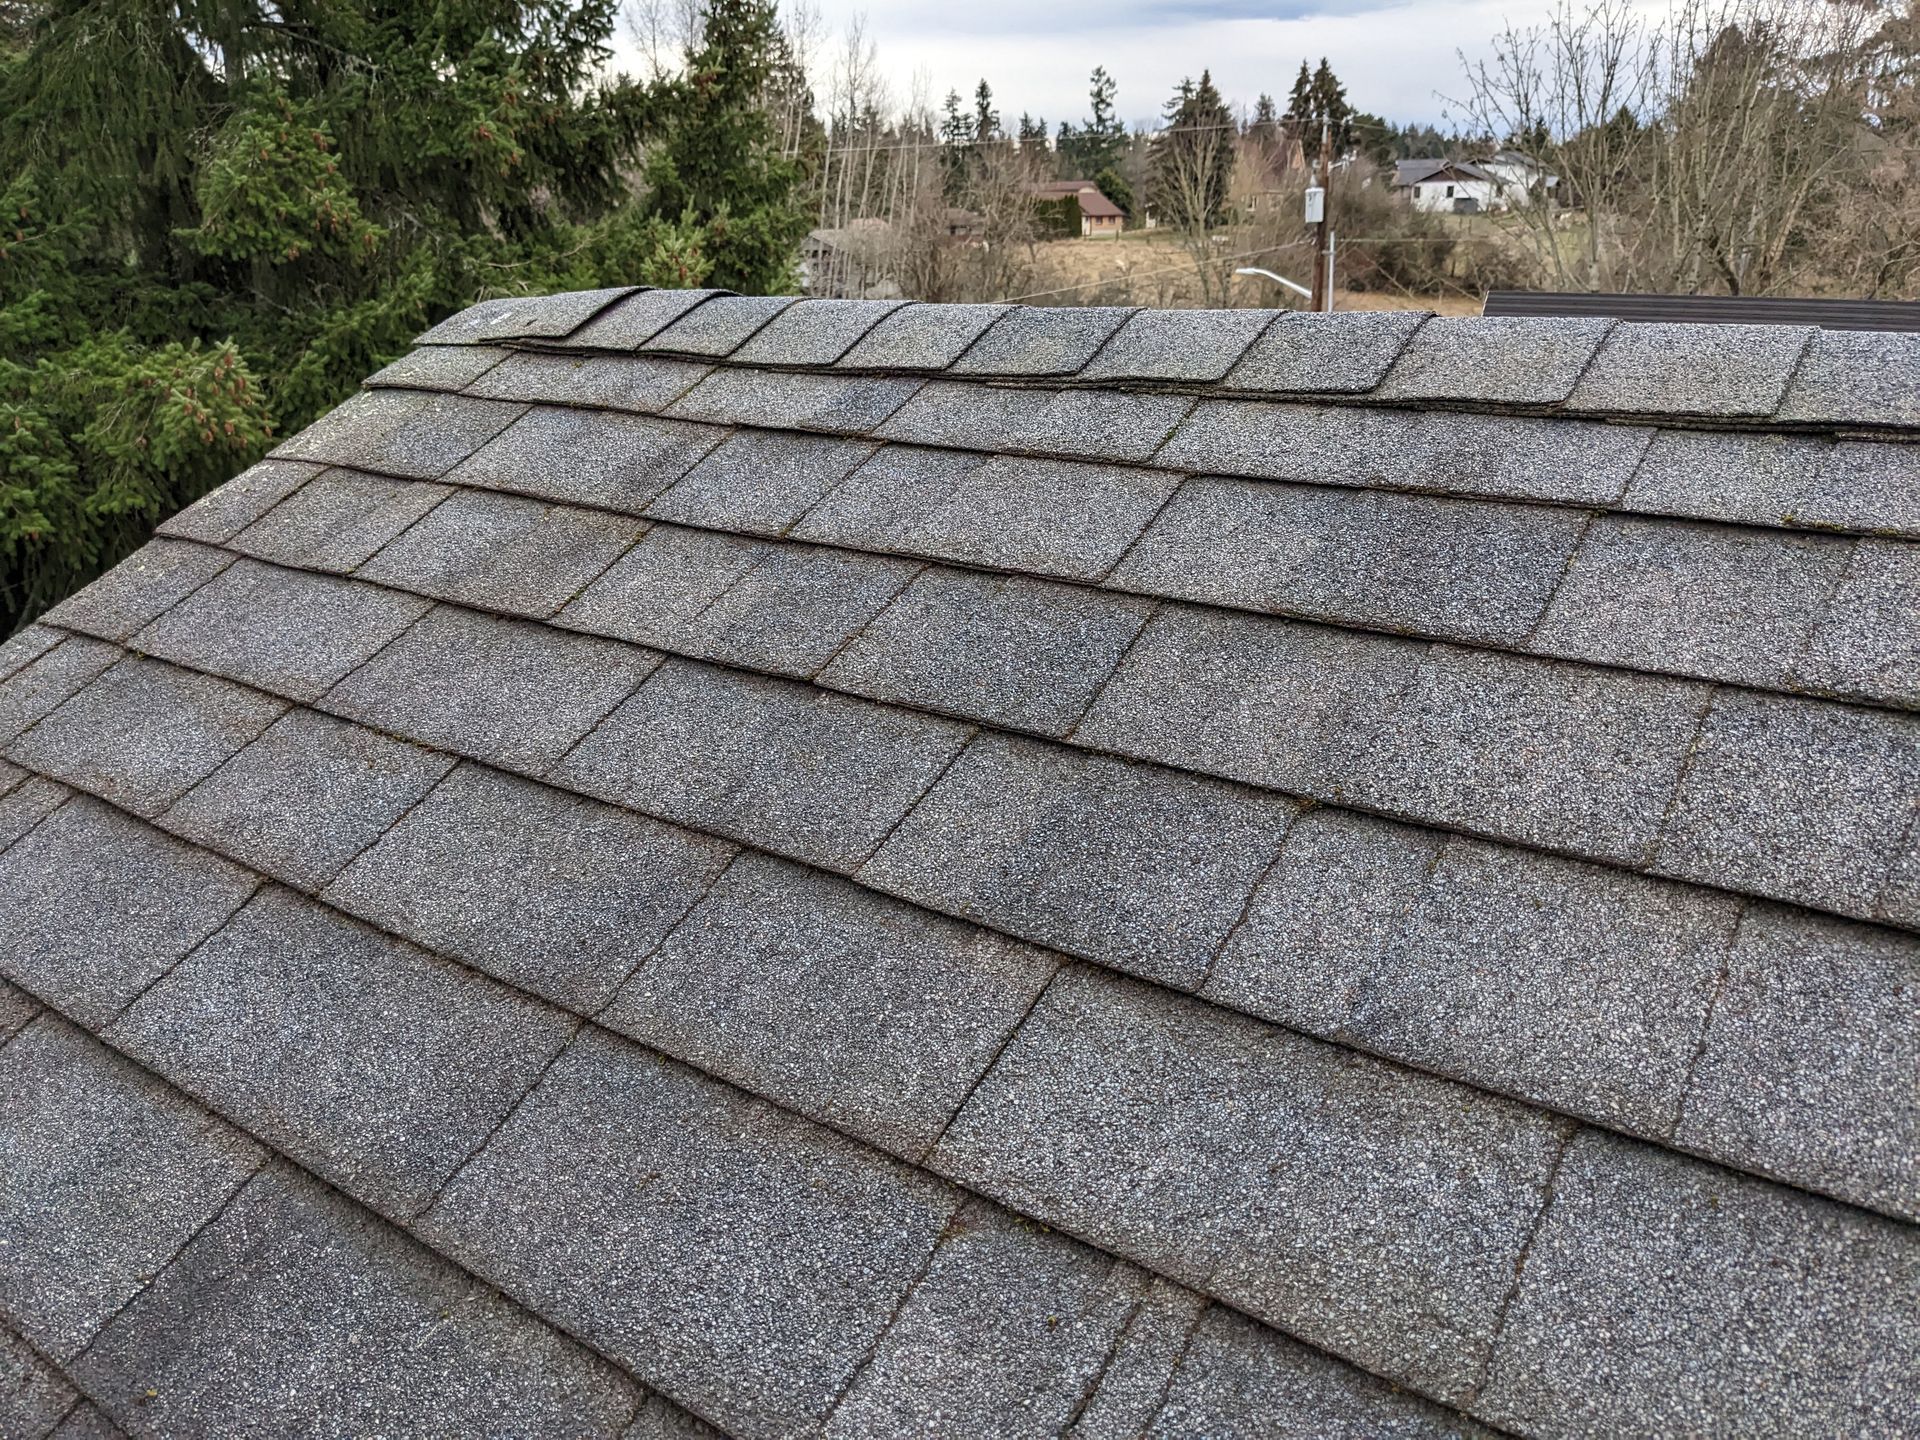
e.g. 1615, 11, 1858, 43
3, 288, 1918, 1438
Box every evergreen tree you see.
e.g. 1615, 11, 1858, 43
973, 79, 999, 144
1249, 93, 1281, 148
940, 89, 975, 146
1148, 71, 1234, 228
1016, 113, 1048, 149
1289, 57, 1354, 162
1059, 65, 1125, 177
1093, 165, 1134, 219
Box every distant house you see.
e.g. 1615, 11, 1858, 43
1394, 154, 1559, 214
799, 219, 901, 300
1480, 149, 1560, 207
1027, 180, 1125, 238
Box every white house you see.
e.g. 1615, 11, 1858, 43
1393, 153, 1559, 213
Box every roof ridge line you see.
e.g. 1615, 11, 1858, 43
13, 633, 1914, 1233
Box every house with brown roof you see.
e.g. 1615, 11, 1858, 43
1029, 179, 1125, 237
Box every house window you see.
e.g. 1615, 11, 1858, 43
1446, 184, 1455, 198
1414, 185, 1422, 198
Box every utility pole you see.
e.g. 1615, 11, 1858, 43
1308, 117, 1334, 312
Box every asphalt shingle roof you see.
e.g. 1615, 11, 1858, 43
4, 286, 1917, 1439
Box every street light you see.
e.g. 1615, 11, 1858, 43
1234, 266, 1312, 302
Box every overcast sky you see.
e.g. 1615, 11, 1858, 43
616, 0, 1525, 130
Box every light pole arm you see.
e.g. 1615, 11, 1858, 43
1233, 267, 1312, 301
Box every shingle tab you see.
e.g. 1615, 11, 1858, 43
821, 567, 1157, 735
10, 656, 286, 816
1112, 478, 1587, 645
1776, 328, 1920, 428
1657, 689, 1920, 918
1373, 316, 1612, 405
418, 286, 636, 343
0, 798, 257, 1026
931, 967, 1566, 1402
1675, 904, 1917, 1218
448, 405, 723, 512
1627, 430, 1920, 539
0, 773, 66, 855
837, 302, 1012, 371
546, 288, 721, 350
1530, 514, 1852, 688
0, 1016, 261, 1359
1794, 538, 1920, 706
110, 886, 574, 1216
876, 380, 1193, 464
823, 1203, 1142, 1437
134, 559, 432, 700
554, 657, 970, 871
418, 1029, 959, 1438
796, 451, 1180, 582
0, 623, 61, 682
464, 350, 710, 413
862, 733, 1298, 989
40, 538, 233, 641
365, 344, 508, 391
325, 763, 734, 1012
673, 542, 919, 678
0, 1323, 75, 1438
645, 429, 879, 536
74, 1163, 638, 1436
1068, 1280, 1206, 1439
355, 488, 643, 617
1075, 604, 1426, 798
160, 707, 455, 890
1345, 646, 1711, 866
1475, 1130, 1919, 1437
230, 466, 450, 572
155, 458, 321, 543
0, 634, 119, 745
731, 298, 906, 366
1222, 309, 1427, 395
668, 366, 922, 434
641, 293, 796, 356
272, 389, 527, 477
948, 306, 1136, 378
559, 524, 768, 647
324, 604, 659, 772
1077, 309, 1278, 383
1566, 322, 1812, 418
602, 851, 1058, 1156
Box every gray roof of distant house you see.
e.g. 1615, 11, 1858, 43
3, 287, 1918, 1438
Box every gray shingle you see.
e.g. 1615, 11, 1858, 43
673, 542, 919, 678
824, 1203, 1143, 1438
1111, 478, 1587, 646
1566, 322, 1812, 418
1074, 604, 1426, 799
355, 488, 643, 617
875, 380, 1194, 464
602, 851, 1059, 1157
625, 1395, 724, 1440
641, 293, 797, 357
0, 1323, 75, 1438
464, 350, 710, 413
861, 733, 1298, 989
1530, 514, 1852, 688
1795, 538, 1920, 706
1150, 1305, 1492, 1440
156, 458, 321, 544
272, 389, 527, 478
0, 635, 119, 745
418, 1028, 959, 1438
931, 967, 1566, 1402
1222, 309, 1428, 395
1078, 309, 1278, 383
645, 429, 878, 536
231, 466, 451, 573
0, 1016, 261, 1359
365, 344, 508, 392
821, 567, 1157, 736
948, 307, 1136, 378
447, 405, 723, 513
1623, 429, 1920, 538
1067, 1280, 1206, 1439
837, 303, 1012, 371
10, 657, 286, 816
40, 539, 233, 641
1345, 646, 1711, 867
1675, 904, 1917, 1219
325, 763, 734, 1013
46, 1402, 117, 1440
667, 366, 922, 434
418, 286, 637, 343
74, 1163, 637, 1437
730, 298, 906, 366
134, 559, 432, 701
1475, 1130, 1919, 1437
547, 288, 722, 350
1776, 328, 1920, 428
0, 976, 44, 1042
0, 798, 257, 1026
109, 886, 573, 1216
0, 623, 61, 682
797, 450, 1180, 583
1656, 689, 1920, 917
554, 657, 969, 871
324, 604, 659, 773
1374, 316, 1612, 405
160, 707, 456, 890
559, 524, 769, 648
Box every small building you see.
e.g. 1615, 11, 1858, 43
1393, 159, 1502, 214
1027, 180, 1125, 237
